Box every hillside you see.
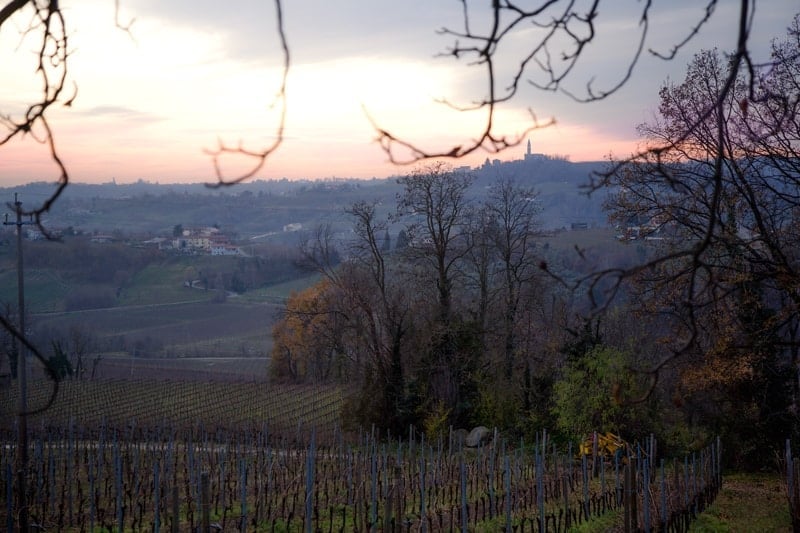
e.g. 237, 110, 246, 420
0, 162, 625, 381
0, 237, 319, 374
1, 157, 611, 237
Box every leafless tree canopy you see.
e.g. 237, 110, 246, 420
591, 15, 800, 395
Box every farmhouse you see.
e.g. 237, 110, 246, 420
210, 244, 242, 256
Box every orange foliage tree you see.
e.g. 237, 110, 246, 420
270, 279, 347, 383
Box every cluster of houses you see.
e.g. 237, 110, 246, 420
27, 226, 247, 256
146, 226, 243, 256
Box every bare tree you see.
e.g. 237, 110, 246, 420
292, 202, 416, 430
396, 162, 475, 325
343, 201, 414, 432
67, 324, 95, 380
395, 163, 477, 423
483, 177, 543, 381
596, 17, 800, 427
463, 204, 496, 351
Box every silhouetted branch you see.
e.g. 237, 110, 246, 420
370, 106, 553, 165
0, 0, 77, 415
205, 0, 289, 187
372, 0, 755, 166
0, 313, 60, 416
0, 0, 70, 223
114, 0, 135, 34
584, 8, 800, 400
648, 0, 717, 60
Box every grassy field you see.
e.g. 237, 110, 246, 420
7, 254, 321, 364
239, 273, 322, 304
0, 268, 73, 313
569, 472, 792, 532
688, 473, 792, 532
117, 261, 216, 306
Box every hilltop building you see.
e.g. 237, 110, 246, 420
524, 139, 546, 161
481, 138, 557, 170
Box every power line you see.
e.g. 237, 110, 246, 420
4, 193, 35, 533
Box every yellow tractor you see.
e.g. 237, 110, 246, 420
579, 431, 628, 460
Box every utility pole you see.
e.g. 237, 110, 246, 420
4, 193, 34, 533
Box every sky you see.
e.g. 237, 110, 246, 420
0, 0, 797, 185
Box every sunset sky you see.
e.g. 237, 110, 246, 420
0, 0, 796, 185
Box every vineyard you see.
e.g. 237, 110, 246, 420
0, 379, 343, 437
0, 379, 722, 531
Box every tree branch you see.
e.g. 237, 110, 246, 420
205, 0, 289, 187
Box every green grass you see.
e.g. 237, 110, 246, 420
567, 510, 622, 532
119, 261, 215, 305
0, 268, 72, 312
570, 472, 792, 532
241, 273, 321, 303
689, 473, 792, 532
